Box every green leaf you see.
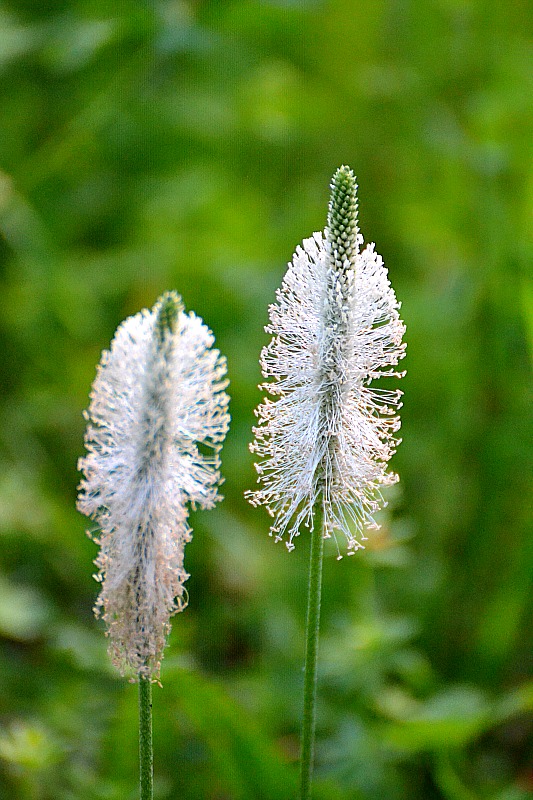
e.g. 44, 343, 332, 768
168, 666, 296, 800
382, 686, 491, 752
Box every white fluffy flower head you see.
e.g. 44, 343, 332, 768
77, 292, 229, 680
247, 167, 405, 555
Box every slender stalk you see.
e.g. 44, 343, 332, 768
299, 502, 325, 800
139, 675, 154, 800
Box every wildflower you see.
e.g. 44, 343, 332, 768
247, 167, 405, 555
77, 292, 229, 679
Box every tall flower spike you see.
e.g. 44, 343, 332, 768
247, 167, 406, 555
77, 292, 230, 680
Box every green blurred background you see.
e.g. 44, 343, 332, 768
0, 1, 531, 798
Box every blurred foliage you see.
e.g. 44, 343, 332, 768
0, 0, 531, 798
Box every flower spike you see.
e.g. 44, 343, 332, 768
78, 292, 230, 680
247, 167, 405, 555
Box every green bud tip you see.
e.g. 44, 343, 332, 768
155, 291, 182, 342
327, 165, 359, 270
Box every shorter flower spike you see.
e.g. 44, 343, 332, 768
247, 167, 405, 555
77, 292, 230, 680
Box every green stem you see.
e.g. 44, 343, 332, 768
299, 503, 325, 800
139, 675, 153, 800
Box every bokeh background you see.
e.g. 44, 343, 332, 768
0, 1, 531, 798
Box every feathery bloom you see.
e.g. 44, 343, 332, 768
247, 167, 405, 555
77, 292, 229, 679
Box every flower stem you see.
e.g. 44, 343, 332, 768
299, 502, 325, 800
139, 675, 153, 800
